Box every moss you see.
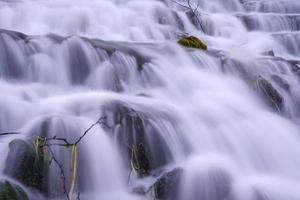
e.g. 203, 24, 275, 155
178, 36, 207, 50
0, 180, 29, 200
4, 138, 49, 194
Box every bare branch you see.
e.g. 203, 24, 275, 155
38, 116, 108, 200
0, 132, 21, 136
170, 0, 189, 9
43, 116, 108, 147
171, 0, 205, 32
74, 116, 107, 145
47, 147, 70, 200
45, 137, 72, 146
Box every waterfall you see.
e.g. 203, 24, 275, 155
1, 0, 300, 199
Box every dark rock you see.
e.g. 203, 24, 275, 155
104, 103, 174, 176
4, 138, 49, 194
292, 64, 300, 76
190, 167, 232, 200
130, 143, 151, 177
132, 185, 147, 196
256, 76, 284, 112
0, 180, 29, 200
153, 168, 183, 200
271, 75, 290, 91
262, 50, 275, 56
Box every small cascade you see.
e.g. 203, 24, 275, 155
0, 0, 300, 200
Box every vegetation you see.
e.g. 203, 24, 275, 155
178, 36, 207, 50
0, 180, 29, 200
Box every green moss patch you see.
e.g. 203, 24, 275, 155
0, 180, 29, 200
178, 36, 207, 50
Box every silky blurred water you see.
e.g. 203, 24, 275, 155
1, 0, 300, 199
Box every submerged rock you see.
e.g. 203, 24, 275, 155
254, 190, 270, 200
271, 75, 290, 91
4, 138, 49, 194
256, 76, 284, 112
184, 167, 232, 200
292, 64, 300, 76
153, 168, 183, 200
262, 50, 275, 56
0, 180, 29, 200
178, 36, 207, 50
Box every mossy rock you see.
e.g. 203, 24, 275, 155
0, 180, 29, 200
4, 138, 49, 194
109, 105, 152, 177
104, 103, 175, 177
178, 36, 207, 50
256, 76, 283, 112
153, 168, 183, 200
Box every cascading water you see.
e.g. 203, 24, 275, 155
1, 0, 300, 199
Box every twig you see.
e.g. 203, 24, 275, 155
47, 147, 70, 200
44, 116, 108, 147
171, 0, 205, 32
170, 0, 189, 9
74, 116, 106, 145
41, 116, 108, 200
0, 132, 21, 136
45, 137, 72, 146
127, 169, 132, 184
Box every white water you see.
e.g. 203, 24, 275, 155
1, 0, 300, 199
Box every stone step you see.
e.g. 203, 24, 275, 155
236, 13, 300, 32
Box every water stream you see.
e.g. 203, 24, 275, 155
1, 0, 300, 200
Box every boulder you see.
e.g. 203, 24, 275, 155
105, 103, 173, 177
153, 168, 183, 200
4, 138, 49, 194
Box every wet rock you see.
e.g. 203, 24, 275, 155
207, 169, 231, 200
190, 167, 232, 200
131, 185, 147, 196
130, 143, 151, 177
292, 64, 300, 76
104, 103, 174, 176
0, 180, 29, 200
4, 138, 49, 194
256, 76, 284, 112
104, 104, 152, 177
153, 168, 183, 200
178, 36, 207, 50
271, 75, 290, 91
262, 50, 275, 56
